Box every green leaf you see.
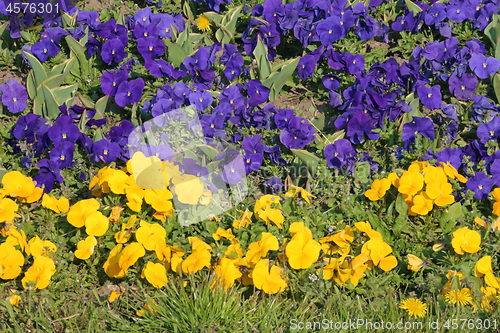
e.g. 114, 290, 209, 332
47, 56, 76, 79
440, 202, 464, 233
95, 95, 108, 119
23, 51, 48, 87
291, 149, 321, 176
93, 129, 103, 142
183, 0, 195, 22
51, 84, 78, 105
223, 5, 243, 36
493, 74, 500, 105
79, 95, 95, 109
26, 71, 36, 100
484, 13, 500, 48
65, 35, 89, 78
395, 194, 408, 217
263, 57, 300, 100
197, 144, 219, 160
254, 36, 272, 81
41, 84, 61, 119
203, 12, 223, 25
33, 96, 43, 116
167, 43, 188, 68
404, 0, 422, 14
310, 114, 325, 131
393, 215, 408, 235
206, 221, 218, 234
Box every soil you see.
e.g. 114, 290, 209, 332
78, 0, 134, 16
0, 68, 28, 85
272, 87, 328, 119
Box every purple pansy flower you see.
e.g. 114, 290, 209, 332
115, 78, 145, 107
469, 54, 500, 79
466, 172, 493, 200
417, 85, 442, 109
101, 38, 127, 65
0, 79, 28, 114
448, 73, 478, 101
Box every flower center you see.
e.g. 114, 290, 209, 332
104, 150, 108, 155
62, 134, 67, 139
13, 98, 17, 102
328, 30, 332, 34
461, 86, 465, 90
127, 92, 131, 96
112, 50, 115, 55
61, 155, 65, 161
427, 93, 431, 98
44, 49, 47, 53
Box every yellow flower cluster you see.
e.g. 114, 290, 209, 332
318, 221, 397, 287
365, 161, 466, 216
0, 171, 59, 293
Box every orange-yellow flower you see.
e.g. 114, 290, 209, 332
451, 227, 481, 255
0, 242, 24, 280
181, 247, 211, 274
118, 242, 146, 272
361, 237, 397, 271
211, 257, 242, 291
136, 220, 166, 251
115, 215, 137, 244
141, 261, 168, 288
407, 254, 423, 272
21, 256, 56, 290
285, 231, 321, 269
0, 198, 18, 222
28, 235, 57, 258
67, 199, 100, 228
245, 232, 279, 265
250, 259, 287, 294
364, 178, 391, 201
233, 209, 252, 229
41, 194, 69, 213
74, 236, 97, 260
398, 171, 424, 196
84, 211, 109, 237
174, 175, 204, 205
474, 256, 500, 289
103, 244, 124, 278
285, 185, 316, 204
425, 181, 454, 207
